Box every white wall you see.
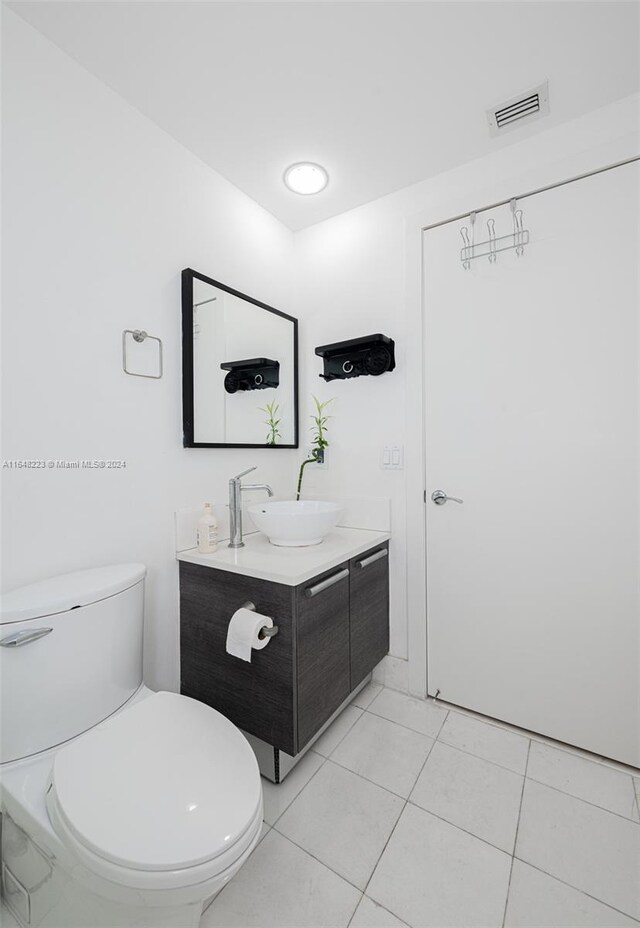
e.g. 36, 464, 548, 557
3, 7, 638, 698
0, 11, 298, 691
294, 93, 639, 681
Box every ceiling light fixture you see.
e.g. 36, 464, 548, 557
283, 162, 329, 195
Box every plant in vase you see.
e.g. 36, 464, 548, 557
260, 400, 281, 446
296, 395, 334, 501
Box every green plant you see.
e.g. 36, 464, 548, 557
260, 400, 281, 446
296, 395, 335, 500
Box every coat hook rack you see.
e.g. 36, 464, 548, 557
460, 199, 529, 268
122, 329, 163, 379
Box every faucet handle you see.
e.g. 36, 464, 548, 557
231, 465, 257, 481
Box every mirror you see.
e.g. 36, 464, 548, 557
182, 269, 298, 447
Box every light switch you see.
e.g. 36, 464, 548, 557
381, 445, 403, 470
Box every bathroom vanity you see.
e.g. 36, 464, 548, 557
178, 528, 389, 781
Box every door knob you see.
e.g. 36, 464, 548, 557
431, 489, 463, 505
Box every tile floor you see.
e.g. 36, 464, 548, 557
203, 683, 640, 928
1, 685, 638, 928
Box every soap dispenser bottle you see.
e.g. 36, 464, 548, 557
197, 503, 218, 553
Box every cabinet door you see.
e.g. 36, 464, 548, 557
349, 543, 389, 689
180, 562, 297, 754
296, 563, 350, 750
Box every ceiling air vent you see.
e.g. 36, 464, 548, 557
487, 81, 549, 137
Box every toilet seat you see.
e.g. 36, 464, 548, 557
46, 691, 263, 889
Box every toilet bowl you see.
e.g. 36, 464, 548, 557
0, 565, 262, 928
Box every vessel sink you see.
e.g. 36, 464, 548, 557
247, 500, 343, 547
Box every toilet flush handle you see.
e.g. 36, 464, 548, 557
0, 628, 53, 647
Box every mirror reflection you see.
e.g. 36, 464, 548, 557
182, 270, 298, 447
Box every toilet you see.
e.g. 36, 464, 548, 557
0, 564, 263, 928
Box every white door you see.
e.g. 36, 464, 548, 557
424, 161, 639, 766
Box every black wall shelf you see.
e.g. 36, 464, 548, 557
315, 334, 395, 382
220, 357, 280, 393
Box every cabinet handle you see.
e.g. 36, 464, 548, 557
356, 548, 388, 570
305, 568, 349, 598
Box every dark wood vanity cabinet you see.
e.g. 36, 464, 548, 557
180, 541, 389, 758
179, 565, 297, 751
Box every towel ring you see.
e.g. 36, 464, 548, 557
122, 329, 163, 379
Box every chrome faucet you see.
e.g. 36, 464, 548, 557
228, 466, 273, 548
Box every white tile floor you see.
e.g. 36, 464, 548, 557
1, 687, 638, 928
203, 685, 640, 928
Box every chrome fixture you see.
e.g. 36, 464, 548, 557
241, 601, 279, 639
431, 489, 464, 505
356, 548, 388, 569
304, 567, 349, 598
228, 466, 274, 548
0, 627, 53, 647
122, 328, 163, 379
459, 198, 529, 268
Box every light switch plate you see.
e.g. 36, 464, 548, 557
381, 445, 403, 470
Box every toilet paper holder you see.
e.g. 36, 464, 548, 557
242, 602, 279, 640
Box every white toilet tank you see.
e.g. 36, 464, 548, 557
0, 564, 146, 764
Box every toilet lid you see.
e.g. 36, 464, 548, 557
50, 692, 262, 872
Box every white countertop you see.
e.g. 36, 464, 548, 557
177, 527, 390, 586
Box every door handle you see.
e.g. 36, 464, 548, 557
0, 627, 53, 648
431, 489, 463, 506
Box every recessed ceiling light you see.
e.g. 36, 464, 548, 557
283, 162, 329, 195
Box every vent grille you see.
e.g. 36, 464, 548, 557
495, 93, 540, 128
487, 82, 549, 136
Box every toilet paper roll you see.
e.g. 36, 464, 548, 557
226, 607, 273, 663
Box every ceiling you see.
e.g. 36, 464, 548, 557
7, 1, 640, 230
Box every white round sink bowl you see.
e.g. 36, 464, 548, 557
247, 500, 343, 547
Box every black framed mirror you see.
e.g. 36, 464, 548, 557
181, 269, 298, 448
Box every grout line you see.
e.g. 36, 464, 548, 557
351, 689, 381, 711
511, 856, 640, 924
361, 685, 384, 713
502, 739, 531, 928
314, 705, 365, 759
264, 752, 327, 827
271, 824, 369, 894
361, 797, 408, 901
405, 728, 438, 803
202, 820, 276, 915
360, 731, 439, 909
345, 891, 365, 928
354, 895, 412, 928
435, 732, 528, 777
404, 800, 516, 859
524, 774, 640, 824
320, 754, 415, 801
524, 776, 640, 826
434, 700, 640, 777
361, 705, 446, 742
431, 737, 526, 778
431, 721, 638, 823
